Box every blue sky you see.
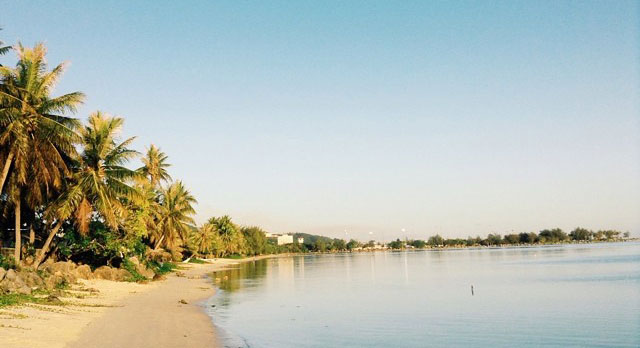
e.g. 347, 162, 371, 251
1, 1, 638, 239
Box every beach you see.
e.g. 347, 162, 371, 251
0, 259, 245, 348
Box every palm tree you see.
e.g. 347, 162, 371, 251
139, 144, 171, 187
34, 111, 138, 268
0, 43, 83, 262
0, 28, 10, 57
208, 215, 245, 256
190, 223, 219, 256
153, 181, 196, 250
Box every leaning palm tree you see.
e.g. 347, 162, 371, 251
152, 181, 196, 250
0, 43, 83, 262
33, 111, 139, 268
139, 144, 171, 187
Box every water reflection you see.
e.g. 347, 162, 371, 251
212, 259, 269, 294
208, 243, 640, 348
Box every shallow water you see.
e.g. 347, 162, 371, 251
206, 242, 640, 347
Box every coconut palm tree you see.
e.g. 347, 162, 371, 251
0, 43, 83, 262
0, 28, 10, 57
190, 223, 220, 256
208, 215, 245, 257
152, 181, 196, 250
139, 144, 171, 187
33, 111, 138, 268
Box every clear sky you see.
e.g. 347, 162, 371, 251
1, 1, 638, 240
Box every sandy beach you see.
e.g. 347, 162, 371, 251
0, 259, 247, 348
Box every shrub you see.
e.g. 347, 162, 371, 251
121, 258, 147, 282
146, 260, 177, 275
188, 258, 206, 264
0, 254, 16, 270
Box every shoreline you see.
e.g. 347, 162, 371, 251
0, 258, 263, 348
1, 243, 635, 347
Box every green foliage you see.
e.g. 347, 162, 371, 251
314, 239, 327, 252
57, 220, 142, 267
0, 291, 67, 308
0, 293, 37, 308
346, 239, 361, 250
388, 239, 404, 249
209, 216, 246, 257
569, 227, 593, 241
188, 258, 207, 264
241, 226, 267, 256
466, 236, 482, 246
409, 240, 426, 248
121, 258, 147, 282
538, 228, 567, 244
146, 260, 177, 275
428, 235, 444, 247
0, 254, 16, 269
519, 232, 538, 244
55, 278, 70, 290
332, 239, 346, 251
503, 234, 520, 244
443, 238, 466, 247
599, 230, 621, 240
225, 254, 244, 259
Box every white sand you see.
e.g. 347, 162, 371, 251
0, 259, 246, 348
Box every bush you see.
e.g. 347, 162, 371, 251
0, 254, 16, 270
121, 258, 147, 282
188, 258, 206, 264
146, 260, 177, 275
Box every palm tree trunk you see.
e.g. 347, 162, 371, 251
14, 191, 21, 263
154, 234, 165, 250
0, 151, 14, 194
33, 220, 63, 270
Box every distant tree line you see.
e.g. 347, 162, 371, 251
386, 228, 630, 249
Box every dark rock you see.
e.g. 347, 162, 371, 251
45, 295, 63, 305
179, 299, 188, 304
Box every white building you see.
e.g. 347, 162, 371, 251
265, 233, 294, 245
297, 237, 305, 244
277, 234, 293, 245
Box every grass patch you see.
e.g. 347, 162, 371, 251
0, 293, 33, 308
0, 292, 66, 308
225, 254, 244, 260
188, 258, 207, 264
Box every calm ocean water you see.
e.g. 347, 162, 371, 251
206, 242, 640, 347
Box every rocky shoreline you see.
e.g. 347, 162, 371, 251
0, 256, 161, 297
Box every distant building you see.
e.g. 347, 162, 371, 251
297, 237, 304, 244
277, 234, 293, 245
266, 233, 294, 245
